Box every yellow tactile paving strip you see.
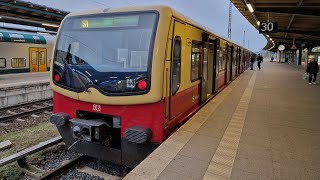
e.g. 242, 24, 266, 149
203, 72, 257, 180
123, 73, 250, 180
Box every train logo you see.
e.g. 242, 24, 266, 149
82, 20, 89, 28
93, 104, 101, 112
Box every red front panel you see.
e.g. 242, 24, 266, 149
53, 92, 165, 143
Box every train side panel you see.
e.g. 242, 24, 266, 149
0, 33, 54, 74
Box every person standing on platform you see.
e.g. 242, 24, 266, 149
306, 56, 319, 85
257, 54, 263, 70
250, 55, 255, 70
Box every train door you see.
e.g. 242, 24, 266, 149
29, 48, 47, 72
39, 48, 47, 72
169, 20, 185, 121
200, 34, 209, 104
228, 45, 233, 82
238, 49, 241, 75
207, 42, 215, 95
200, 43, 208, 103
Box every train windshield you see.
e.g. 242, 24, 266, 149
53, 12, 158, 95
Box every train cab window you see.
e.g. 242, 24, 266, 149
11, 58, 26, 68
53, 12, 158, 95
191, 42, 202, 82
0, 58, 6, 68
172, 36, 181, 95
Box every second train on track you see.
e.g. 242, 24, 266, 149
50, 5, 254, 168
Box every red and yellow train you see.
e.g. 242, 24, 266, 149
50, 5, 253, 168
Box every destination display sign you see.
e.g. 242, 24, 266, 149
80, 15, 139, 29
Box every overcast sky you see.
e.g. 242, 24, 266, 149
26, 0, 266, 52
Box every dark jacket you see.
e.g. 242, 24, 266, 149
307, 61, 319, 74
250, 56, 255, 62
257, 55, 263, 63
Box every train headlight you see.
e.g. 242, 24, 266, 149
137, 80, 147, 90
54, 73, 61, 82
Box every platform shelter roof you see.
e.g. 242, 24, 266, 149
231, 0, 320, 51
0, 0, 69, 32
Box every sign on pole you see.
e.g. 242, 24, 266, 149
259, 22, 278, 33
278, 45, 285, 51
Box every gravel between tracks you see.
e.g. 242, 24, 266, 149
59, 158, 131, 180
85, 159, 131, 177
0, 113, 51, 136
21, 144, 131, 180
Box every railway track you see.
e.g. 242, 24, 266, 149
0, 98, 53, 123
1, 139, 123, 179
39, 155, 91, 180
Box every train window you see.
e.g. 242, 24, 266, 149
191, 42, 202, 82
9, 34, 26, 43
172, 36, 181, 95
11, 59, 19, 68
19, 58, 26, 67
32, 51, 37, 65
11, 58, 26, 68
33, 36, 41, 44
0, 58, 6, 68
39, 51, 45, 65
220, 47, 227, 71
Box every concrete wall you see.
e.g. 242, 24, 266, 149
0, 82, 52, 108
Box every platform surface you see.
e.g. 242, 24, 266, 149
0, 72, 50, 89
124, 61, 320, 180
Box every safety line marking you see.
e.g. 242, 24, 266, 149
203, 71, 257, 180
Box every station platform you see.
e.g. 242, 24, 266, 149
0, 72, 51, 107
0, 72, 50, 89
124, 61, 320, 180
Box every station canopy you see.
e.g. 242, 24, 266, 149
0, 0, 69, 32
231, 0, 320, 51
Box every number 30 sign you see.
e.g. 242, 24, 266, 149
259, 22, 278, 33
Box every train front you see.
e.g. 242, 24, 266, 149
49, 8, 169, 168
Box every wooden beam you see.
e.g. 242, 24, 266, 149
0, 140, 12, 150
0, 136, 62, 167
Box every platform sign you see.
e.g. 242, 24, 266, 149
259, 22, 278, 33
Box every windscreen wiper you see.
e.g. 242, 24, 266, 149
64, 44, 91, 92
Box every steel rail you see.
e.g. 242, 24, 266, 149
0, 100, 53, 123
39, 155, 91, 180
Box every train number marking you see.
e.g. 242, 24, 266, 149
126, 79, 135, 88
82, 20, 89, 28
93, 104, 101, 112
